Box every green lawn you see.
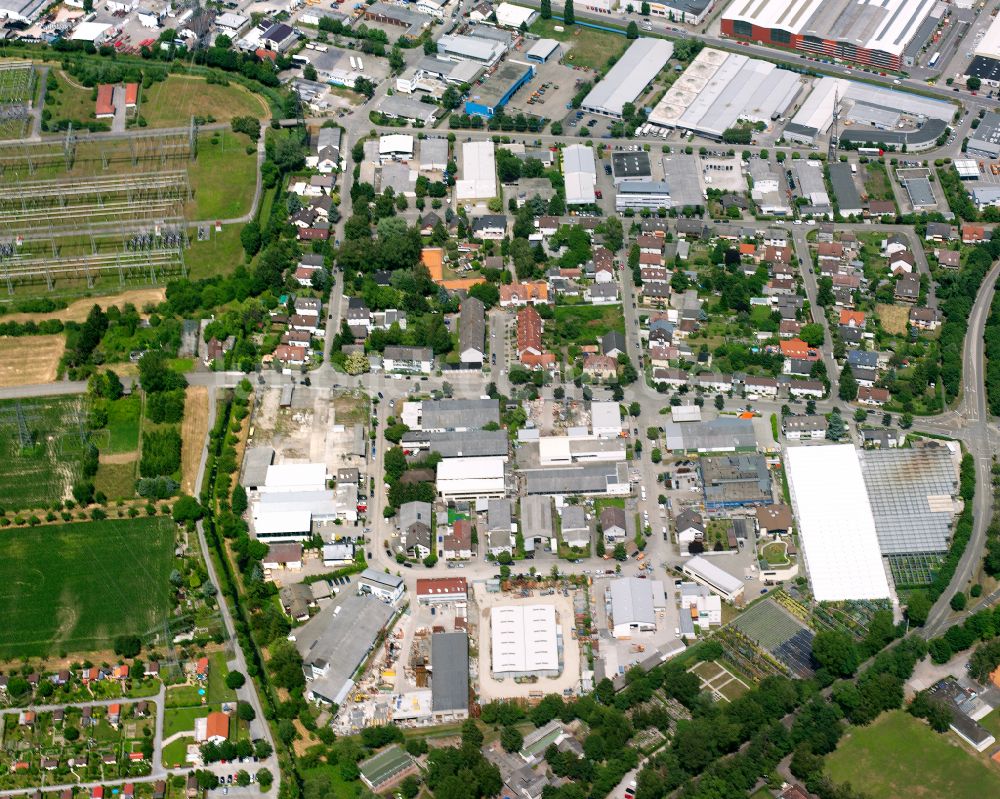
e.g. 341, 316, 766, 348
104, 395, 142, 453
162, 735, 194, 768
166, 684, 205, 708
163, 705, 212, 739
826, 711, 1000, 799
0, 516, 175, 658
188, 130, 257, 221
183, 223, 245, 281
207, 651, 236, 704
45, 71, 101, 131
0, 395, 89, 511
529, 18, 627, 72
551, 304, 625, 347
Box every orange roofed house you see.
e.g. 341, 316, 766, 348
500, 281, 549, 308
517, 306, 555, 369
194, 711, 230, 744
780, 338, 818, 361
95, 84, 115, 119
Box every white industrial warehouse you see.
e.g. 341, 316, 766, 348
608, 577, 665, 638
457, 141, 497, 201
563, 144, 597, 206
436, 456, 506, 500
581, 38, 674, 118
648, 48, 801, 139
786, 445, 893, 603
490, 604, 561, 678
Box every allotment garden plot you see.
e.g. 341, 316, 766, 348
0, 395, 91, 510
0, 517, 175, 659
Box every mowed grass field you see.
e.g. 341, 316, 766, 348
138, 75, 268, 128
551, 303, 626, 346
0, 334, 64, 387
0, 516, 175, 658
188, 130, 258, 221
825, 711, 1000, 799
0, 395, 87, 510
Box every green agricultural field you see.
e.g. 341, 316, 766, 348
188, 130, 258, 221
0, 516, 175, 658
0, 395, 90, 511
826, 711, 1000, 799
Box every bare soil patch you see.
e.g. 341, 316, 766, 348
0, 334, 64, 386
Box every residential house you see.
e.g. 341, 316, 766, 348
471, 215, 507, 240
744, 375, 778, 398
383, 346, 434, 374
500, 281, 549, 307
839, 309, 865, 328
399, 501, 433, 559
782, 415, 827, 440
346, 297, 372, 331
857, 386, 889, 406
786, 380, 825, 398
882, 234, 908, 256
601, 331, 626, 358
583, 354, 618, 381
560, 506, 589, 549
674, 509, 704, 551
517, 306, 554, 369
962, 223, 987, 244
779, 320, 802, 339
459, 296, 486, 368
894, 274, 920, 303
924, 222, 954, 242
487, 499, 513, 556
588, 282, 619, 305
442, 518, 473, 559
599, 506, 627, 542
936, 249, 961, 269
909, 306, 942, 331
889, 250, 915, 274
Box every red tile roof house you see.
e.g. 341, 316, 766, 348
81, 667, 101, 684
195, 657, 209, 680
780, 338, 817, 361
108, 704, 122, 727
18, 710, 34, 726
95, 84, 115, 118
12, 761, 28, 772
962, 223, 987, 243
92, 787, 105, 799
124, 82, 138, 110
857, 386, 890, 406
839, 310, 865, 328
516, 306, 555, 369
113, 664, 129, 681
128, 752, 146, 763
123, 784, 136, 797
583, 354, 618, 381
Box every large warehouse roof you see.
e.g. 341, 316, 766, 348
563, 144, 596, 206
650, 48, 800, 137
609, 577, 656, 628
431, 632, 469, 713
723, 0, 939, 58
457, 141, 497, 200
859, 446, 958, 555
976, 12, 1000, 60
491, 604, 559, 674
786, 445, 892, 602
582, 38, 673, 117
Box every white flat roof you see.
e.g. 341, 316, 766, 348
380, 134, 414, 155
71, 21, 112, 41
254, 510, 312, 536
437, 456, 506, 481
457, 140, 497, 200
591, 401, 621, 433
786, 444, 892, 602
683, 555, 744, 596
671, 405, 702, 422
495, 2, 535, 27
491, 604, 559, 673
263, 463, 328, 491
977, 13, 1000, 59
582, 38, 673, 116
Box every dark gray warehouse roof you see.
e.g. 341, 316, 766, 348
431, 632, 469, 712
